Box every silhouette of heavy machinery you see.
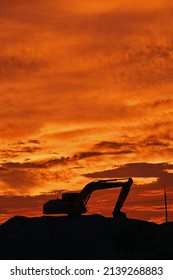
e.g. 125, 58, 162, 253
43, 177, 133, 217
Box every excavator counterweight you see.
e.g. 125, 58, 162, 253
43, 177, 133, 217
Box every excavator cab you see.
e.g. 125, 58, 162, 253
43, 177, 133, 217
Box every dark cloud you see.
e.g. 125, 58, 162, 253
0, 192, 63, 213
73, 150, 134, 161
0, 156, 71, 170
0, 169, 38, 191
44, 157, 71, 167
0, 55, 45, 81
28, 139, 41, 144
0, 149, 19, 159
144, 140, 166, 148
0, 191, 64, 222
0, 167, 7, 171
123, 42, 173, 65
0, 149, 134, 172
0, 0, 54, 25
73, 151, 103, 160
83, 162, 173, 179
148, 172, 173, 189
15, 141, 25, 145
9, 139, 42, 148
151, 99, 173, 108
145, 141, 168, 147
94, 141, 136, 154
2, 161, 45, 169
0, 146, 41, 159
95, 141, 134, 149
21, 146, 41, 153
93, 136, 172, 159
0, 140, 42, 159
3, 153, 96, 170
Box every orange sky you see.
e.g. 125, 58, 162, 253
0, 0, 173, 224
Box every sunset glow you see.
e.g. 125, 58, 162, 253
0, 0, 173, 224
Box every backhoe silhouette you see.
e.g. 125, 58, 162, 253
43, 177, 133, 217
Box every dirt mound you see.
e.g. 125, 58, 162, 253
0, 215, 172, 259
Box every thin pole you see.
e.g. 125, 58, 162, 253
164, 185, 168, 223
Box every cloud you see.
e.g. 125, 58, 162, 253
91, 133, 173, 162
95, 141, 133, 149
83, 162, 173, 178
0, 191, 64, 223
73, 151, 103, 160
0, 0, 173, 224
0, 54, 45, 81
2, 161, 45, 169
95, 138, 169, 151
94, 141, 136, 154
83, 161, 173, 196
0, 148, 134, 173
0, 153, 81, 195
0, 152, 102, 171
0, 168, 7, 171
0, 2, 173, 140
0, 165, 68, 196
0, 155, 73, 171
28, 139, 41, 144
0, 169, 38, 193
0, 140, 42, 159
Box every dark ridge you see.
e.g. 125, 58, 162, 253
0, 215, 172, 260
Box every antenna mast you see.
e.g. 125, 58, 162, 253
164, 185, 168, 223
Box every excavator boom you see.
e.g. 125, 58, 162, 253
43, 177, 133, 217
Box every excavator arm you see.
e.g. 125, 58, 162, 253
43, 178, 133, 217
73, 177, 133, 216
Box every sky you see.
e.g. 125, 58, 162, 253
0, 0, 173, 224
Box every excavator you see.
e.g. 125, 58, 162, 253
43, 177, 133, 217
